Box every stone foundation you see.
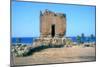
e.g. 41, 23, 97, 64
33, 37, 66, 48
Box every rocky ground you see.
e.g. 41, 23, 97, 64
12, 46, 96, 66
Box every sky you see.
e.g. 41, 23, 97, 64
12, 1, 96, 37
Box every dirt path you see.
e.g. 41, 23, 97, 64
14, 47, 96, 65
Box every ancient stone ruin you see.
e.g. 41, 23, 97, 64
40, 9, 66, 38
33, 9, 67, 48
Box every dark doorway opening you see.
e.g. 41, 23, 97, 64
51, 24, 55, 37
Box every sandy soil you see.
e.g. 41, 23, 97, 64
13, 46, 96, 66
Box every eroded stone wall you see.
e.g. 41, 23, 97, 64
40, 10, 66, 38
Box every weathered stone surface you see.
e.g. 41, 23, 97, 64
33, 37, 66, 48
40, 9, 66, 38
33, 9, 67, 48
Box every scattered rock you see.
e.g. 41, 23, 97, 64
12, 44, 32, 57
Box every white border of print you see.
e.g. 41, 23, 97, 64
0, 0, 100, 67
18, 0, 96, 5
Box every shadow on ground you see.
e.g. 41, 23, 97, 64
26, 44, 64, 56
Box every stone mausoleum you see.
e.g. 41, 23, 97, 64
40, 9, 66, 38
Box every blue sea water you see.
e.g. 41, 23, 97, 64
12, 37, 37, 44
12, 37, 96, 45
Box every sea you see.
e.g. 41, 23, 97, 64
12, 37, 96, 45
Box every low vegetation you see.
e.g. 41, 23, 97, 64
12, 44, 31, 57
65, 38, 73, 47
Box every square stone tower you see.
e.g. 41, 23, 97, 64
40, 9, 66, 38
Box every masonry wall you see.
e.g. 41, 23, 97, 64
40, 10, 66, 37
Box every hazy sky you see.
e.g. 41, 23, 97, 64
12, 1, 96, 37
